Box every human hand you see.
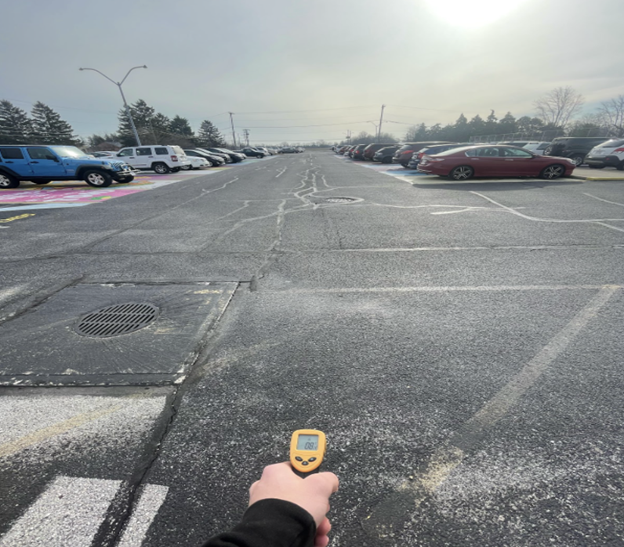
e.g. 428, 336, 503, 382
249, 462, 339, 547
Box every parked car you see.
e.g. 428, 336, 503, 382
279, 147, 298, 153
115, 145, 191, 173
497, 141, 529, 148
373, 146, 399, 163
362, 143, 390, 160
181, 156, 210, 170
194, 148, 231, 163
417, 145, 576, 180
393, 142, 451, 167
238, 147, 265, 158
91, 151, 118, 158
203, 147, 245, 162
184, 149, 226, 167
407, 143, 472, 169
544, 136, 611, 166
351, 144, 368, 160
0, 145, 134, 188
521, 142, 552, 155
336, 145, 351, 155
585, 139, 624, 170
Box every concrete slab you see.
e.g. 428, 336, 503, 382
0, 282, 235, 386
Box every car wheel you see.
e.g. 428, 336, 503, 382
449, 165, 474, 180
0, 172, 19, 189
570, 154, 585, 166
588, 165, 605, 169
540, 164, 565, 180
116, 176, 134, 183
401, 163, 409, 168
152, 162, 170, 174
617, 163, 624, 171
84, 170, 113, 187
382, 157, 392, 164
32, 180, 51, 185
181, 165, 192, 171
171, 167, 181, 173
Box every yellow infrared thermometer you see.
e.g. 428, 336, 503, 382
290, 429, 326, 477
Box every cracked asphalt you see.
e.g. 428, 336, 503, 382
1, 151, 624, 546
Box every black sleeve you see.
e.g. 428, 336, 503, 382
201, 499, 317, 547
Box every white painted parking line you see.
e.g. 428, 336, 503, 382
583, 193, 624, 208
117, 484, 169, 547
472, 191, 624, 231
367, 286, 620, 536
0, 476, 121, 547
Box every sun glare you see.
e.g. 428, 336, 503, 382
424, 0, 529, 28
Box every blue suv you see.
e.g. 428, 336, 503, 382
0, 145, 135, 189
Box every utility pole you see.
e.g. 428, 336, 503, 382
229, 112, 237, 148
79, 65, 147, 147
377, 104, 386, 143
243, 129, 250, 146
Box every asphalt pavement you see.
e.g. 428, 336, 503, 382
1, 151, 623, 546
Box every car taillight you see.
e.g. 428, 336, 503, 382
171, 155, 178, 161
424, 155, 444, 162
614, 148, 624, 153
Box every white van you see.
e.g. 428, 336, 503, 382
115, 145, 191, 174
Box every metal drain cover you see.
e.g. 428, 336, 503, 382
324, 197, 358, 203
76, 302, 159, 337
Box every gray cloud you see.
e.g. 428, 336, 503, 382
1, 0, 623, 143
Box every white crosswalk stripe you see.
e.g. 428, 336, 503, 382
0, 477, 169, 547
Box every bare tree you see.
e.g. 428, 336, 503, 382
534, 86, 584, 129
599, 95, 624, 137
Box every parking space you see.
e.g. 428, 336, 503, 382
0, 156, 277, 213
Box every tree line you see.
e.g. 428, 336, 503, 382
398, 87, 624, 144
0, 100, 80, 145
111, 99, 227, 150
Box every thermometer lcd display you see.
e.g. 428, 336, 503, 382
296, 434, 319, 451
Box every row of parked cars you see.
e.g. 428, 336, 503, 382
334, 136, 624, 180
336, 137, 624, 169
0, 141, 286, 189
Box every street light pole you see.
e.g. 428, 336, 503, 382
229, 112, 237, 148
377, 104, 386, 143
79, 65, 147, 147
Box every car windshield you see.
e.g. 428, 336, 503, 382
49, 146, 89, 158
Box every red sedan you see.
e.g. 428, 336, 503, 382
417, 145, 576, 180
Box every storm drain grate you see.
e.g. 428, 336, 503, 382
324, 197, 358, 203
75, 302, 160, 338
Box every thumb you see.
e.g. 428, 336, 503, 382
308, 471, 340, 496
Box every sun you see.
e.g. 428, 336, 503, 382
424, 0, 529, 28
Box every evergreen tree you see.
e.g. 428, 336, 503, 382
0, 100, 33, 144
168, 115, 194, 138
197, 120, 226, 147
118, 99, 156, 146
453, 114, 470, 141
31, 102, 77, 144
149, 113, 171, 144
498, 112, 517, 136
484, 110, 498, 134
405, 123, 428, 141
468, 114, 486, 136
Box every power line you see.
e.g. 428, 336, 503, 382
233, 105, 378, 114
234, 121, 374, 129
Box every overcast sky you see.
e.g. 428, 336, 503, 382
1, 0, 623, 145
